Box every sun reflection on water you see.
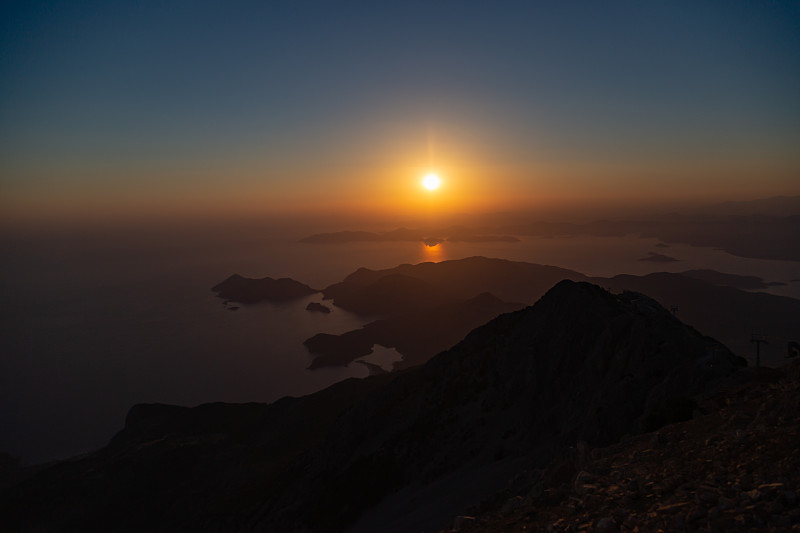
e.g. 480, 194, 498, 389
420, 241, 443, 262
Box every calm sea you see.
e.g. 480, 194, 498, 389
1, 226, 798, 464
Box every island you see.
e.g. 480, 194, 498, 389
211, 274, 318, 304
639, 251, 679, 262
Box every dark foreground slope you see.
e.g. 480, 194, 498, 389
1, 282, 748, 532
0, 373, 400, 532
267, 281, 746, 533
457, 360, 800, 532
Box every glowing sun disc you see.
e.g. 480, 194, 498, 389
422, 173, 441, 190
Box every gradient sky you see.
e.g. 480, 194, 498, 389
1, 1, 798, 223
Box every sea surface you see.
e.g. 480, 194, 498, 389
1, 226, 798, 464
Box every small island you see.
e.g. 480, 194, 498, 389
306, 302, 331, 313
639, 251, 679, 262
212, 274, 318, 304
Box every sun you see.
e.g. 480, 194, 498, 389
422, 173, 441, 191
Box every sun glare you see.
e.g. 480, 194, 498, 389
422, 173, 441, 191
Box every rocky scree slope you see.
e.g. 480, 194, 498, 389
451, 360, 800, 532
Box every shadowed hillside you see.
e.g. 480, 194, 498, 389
298, 257, 798, 370
1, 281, 755, 532
274, 281, 746, 533
448, 361, 800, 532
323, 256, 586, 311
593, 272, 800, 367
305, 292, 522, 369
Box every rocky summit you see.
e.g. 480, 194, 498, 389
1, 281, 759, 532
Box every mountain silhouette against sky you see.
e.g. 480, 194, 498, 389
279, 257, 799, 370
1, 280, 751, 532
298, 197, 800, 261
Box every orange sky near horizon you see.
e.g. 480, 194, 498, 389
3, 145, 797, 227
2, 3, 799, 227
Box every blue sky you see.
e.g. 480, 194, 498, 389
2, 1, 798, 221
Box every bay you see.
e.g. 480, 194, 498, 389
1, 227, 797, 464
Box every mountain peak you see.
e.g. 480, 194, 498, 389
2, 280, 751, 533
271, 282, 747, 532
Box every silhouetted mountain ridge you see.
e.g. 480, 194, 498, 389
304, 257, 582, 369
299, 196, 800, 260
0, 280, 750, 532
271, 281, 746, 532
304, 290, 523, 369
303, 257, 796, 370
300, 227, 519, 244
591, 271, 800, 366
323, 257, 586, 310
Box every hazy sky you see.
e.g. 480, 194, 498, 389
2, 1, 798, 224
